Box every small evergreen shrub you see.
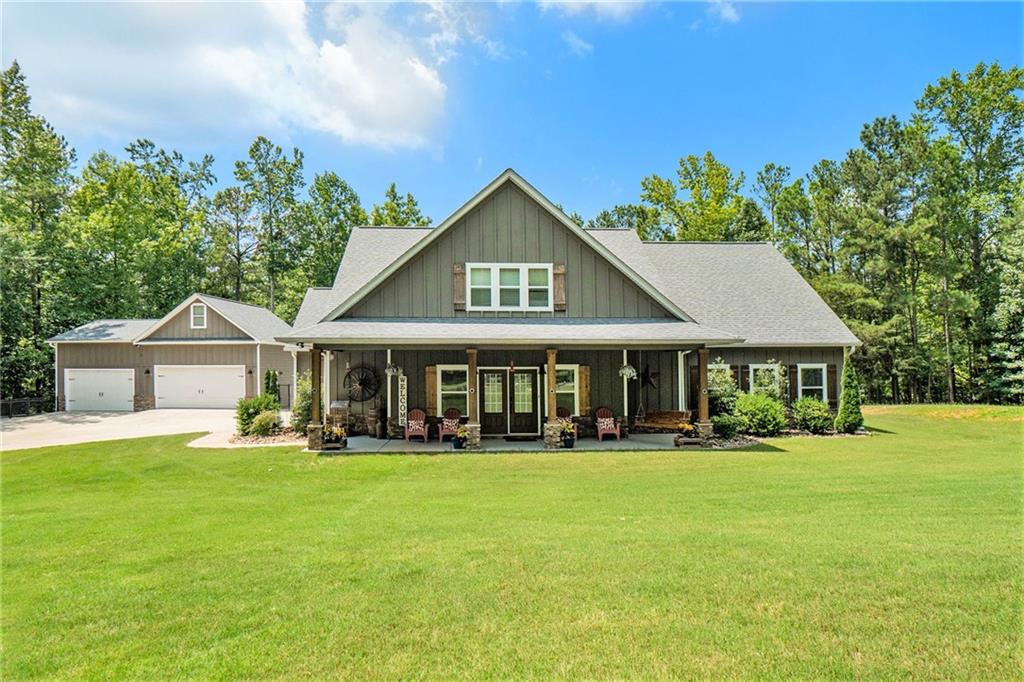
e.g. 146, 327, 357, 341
711, 413, 745, 440
249, 410, 280, 436
834, 363, 865, 434
792, 397, 832, 434
236, 393, 280, 435
263, 370, 279, 400
735, 392, 787, 436
290, 371, 314, 436
708, 359, 740, 416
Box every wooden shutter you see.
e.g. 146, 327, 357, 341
787, 365, 798, 404
578, 365, 591, 417
688, 365, 699, 411
453, 264, 466, 311
729, 365, 740, 388
425, 365, 437, 415
827, 364, 838, 409
553, 264, 566, 311
739, 365, 750, 392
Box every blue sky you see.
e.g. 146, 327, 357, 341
4, 1, 1021, 221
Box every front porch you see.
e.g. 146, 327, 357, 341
327, 431, 682, 454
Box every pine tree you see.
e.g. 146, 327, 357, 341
834, 362, 865, 433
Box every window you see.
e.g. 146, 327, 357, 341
466, 263, 552, 311
797, 364, 827, 401
483, 373, 503, 413
190, 303, 207, 329
438, 366, 468, 415
749, 364, 780, 394
709, 363, 734, 384
513, 373, 533, 413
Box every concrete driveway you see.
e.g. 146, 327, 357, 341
1, 409, 236, 452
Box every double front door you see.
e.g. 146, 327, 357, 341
479, 369, 539, 435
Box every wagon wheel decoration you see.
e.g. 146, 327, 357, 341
343, 365, 380, 402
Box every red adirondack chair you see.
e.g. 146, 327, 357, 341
438, 408, 462, 442
556, 406, 578, 439
595, 406, 621, 441
405, 408, 428, 442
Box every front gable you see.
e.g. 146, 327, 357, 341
342, 175, 677, 320
136, 296, 253, 342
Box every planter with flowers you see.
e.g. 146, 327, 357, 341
324, 424, 348, 451
674, 421, 702, 448
560, 420, 576, 449
451, 425, 470, 450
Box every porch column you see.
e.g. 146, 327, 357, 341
466, 348, 479, 422
310, 346, 322, 425
697, 346, 711, 437
546, 348, 558, 423
622, 349, 629, 417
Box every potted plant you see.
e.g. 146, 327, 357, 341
560, 420, 576, 449
452, 425, 470, 450
324, 424, 347, 451
674, 421, 701, 448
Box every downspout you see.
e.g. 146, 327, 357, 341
255, 343, 261, 396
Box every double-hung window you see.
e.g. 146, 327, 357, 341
797, 364, 827, 401
466, 263, 552, 311
190, 303, 207, 329
555, 367, 577, 413
437, 366, 469, 415
749, 364, 780, 394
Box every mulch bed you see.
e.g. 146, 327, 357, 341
229, 427, 306, 446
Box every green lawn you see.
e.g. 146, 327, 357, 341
3, 405, 1021, 679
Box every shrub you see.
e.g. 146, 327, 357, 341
792, 396, 832, 434
290, 371, 314, 436
834, 362, 865, 434
708, 359, 739, 416
236, 393, 280, 435
263, 370, 279, 400
751, 360, 788, 402
735, 392, 787, 436
711, 413, 744, 439
249, 410, 280, 436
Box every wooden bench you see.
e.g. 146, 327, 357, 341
632, 410, 693, 433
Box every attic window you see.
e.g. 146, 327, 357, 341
466, 263, 553, 312
190, 303, 207, 329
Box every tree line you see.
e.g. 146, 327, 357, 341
2, 60, 1021, 405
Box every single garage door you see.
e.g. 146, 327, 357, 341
154, 365, 246, 409
65, 369, 135, 411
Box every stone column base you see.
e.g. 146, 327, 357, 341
696, 421, 713, 439
543, 422, 562, 450
134, 395, 155, 411
463, 423, 481, 450
307, 424, 324, 451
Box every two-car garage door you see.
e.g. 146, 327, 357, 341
154, 365, 246, 409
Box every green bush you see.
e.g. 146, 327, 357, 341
290, 371, 314, 436
711, 413, 745, 439
708, 360, 739, 416
735, 392, 787, 436
834, 363, 865, 434
249, 410, 280, 436
236, 393, 280, 435
263, 370, 279, 400
792, 396, 832, 434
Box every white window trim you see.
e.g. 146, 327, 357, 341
466, 262, 554, 312
436, 364, 469, 417
542, 363, 579, 416
797, 363, 828, 401
749, 364, 780, 393
709, 362, 732, 383
190, 303, 207, 329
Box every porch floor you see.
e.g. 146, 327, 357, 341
339, 432, 680, 454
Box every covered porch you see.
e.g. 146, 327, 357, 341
331, 431, 683, 454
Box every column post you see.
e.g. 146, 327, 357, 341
308, 345, 323, 450
465, 348, 480, 449
697, 346, 711, 437
543, 348, 561, 449
622, 349, 629, 417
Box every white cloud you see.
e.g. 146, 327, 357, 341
707, 0, 740, 24
538, 1, 647, 22
4, 1, 499, 149
561, 29, 594, 56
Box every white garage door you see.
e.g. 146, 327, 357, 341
155, 365, 246, 409
65, 369, 135, 411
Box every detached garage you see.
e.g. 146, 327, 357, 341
49, 294, 295, 412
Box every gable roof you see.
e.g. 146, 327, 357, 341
48, 319, 158, 343
133, 293, 293, 344
316, 169, 693, 323
589, 229, 859, 347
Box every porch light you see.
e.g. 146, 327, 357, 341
385, 362, 403, 377
618, 363, 637, 380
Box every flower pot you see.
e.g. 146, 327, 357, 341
562, 436, 575, 449
324, 438, 347, 451
451, 437, 465, 450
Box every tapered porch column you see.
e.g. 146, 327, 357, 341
546, 348, 558, 423
310, 345, 322, 425
697, 346, 711, 437
466, 348, 479, 422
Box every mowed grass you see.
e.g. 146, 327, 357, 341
2, 406, 1021, 679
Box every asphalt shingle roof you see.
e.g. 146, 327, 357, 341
48, 319, 157, 343
198, 294, 293, 343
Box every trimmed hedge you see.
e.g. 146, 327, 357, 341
735, 392, 787, 437
792, 397, 832, 434
249, 410, 280, 436
711, 413, 744, 440
236, 393, 280, 435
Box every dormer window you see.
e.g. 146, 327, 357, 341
190, 303, 207, 329
466, 263, 552, 312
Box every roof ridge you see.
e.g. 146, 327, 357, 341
198, 293, 275, 310
642, 240, 773, 245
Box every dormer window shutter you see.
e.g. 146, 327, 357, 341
553, 264, 566, 311
453, 263, 466, 311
